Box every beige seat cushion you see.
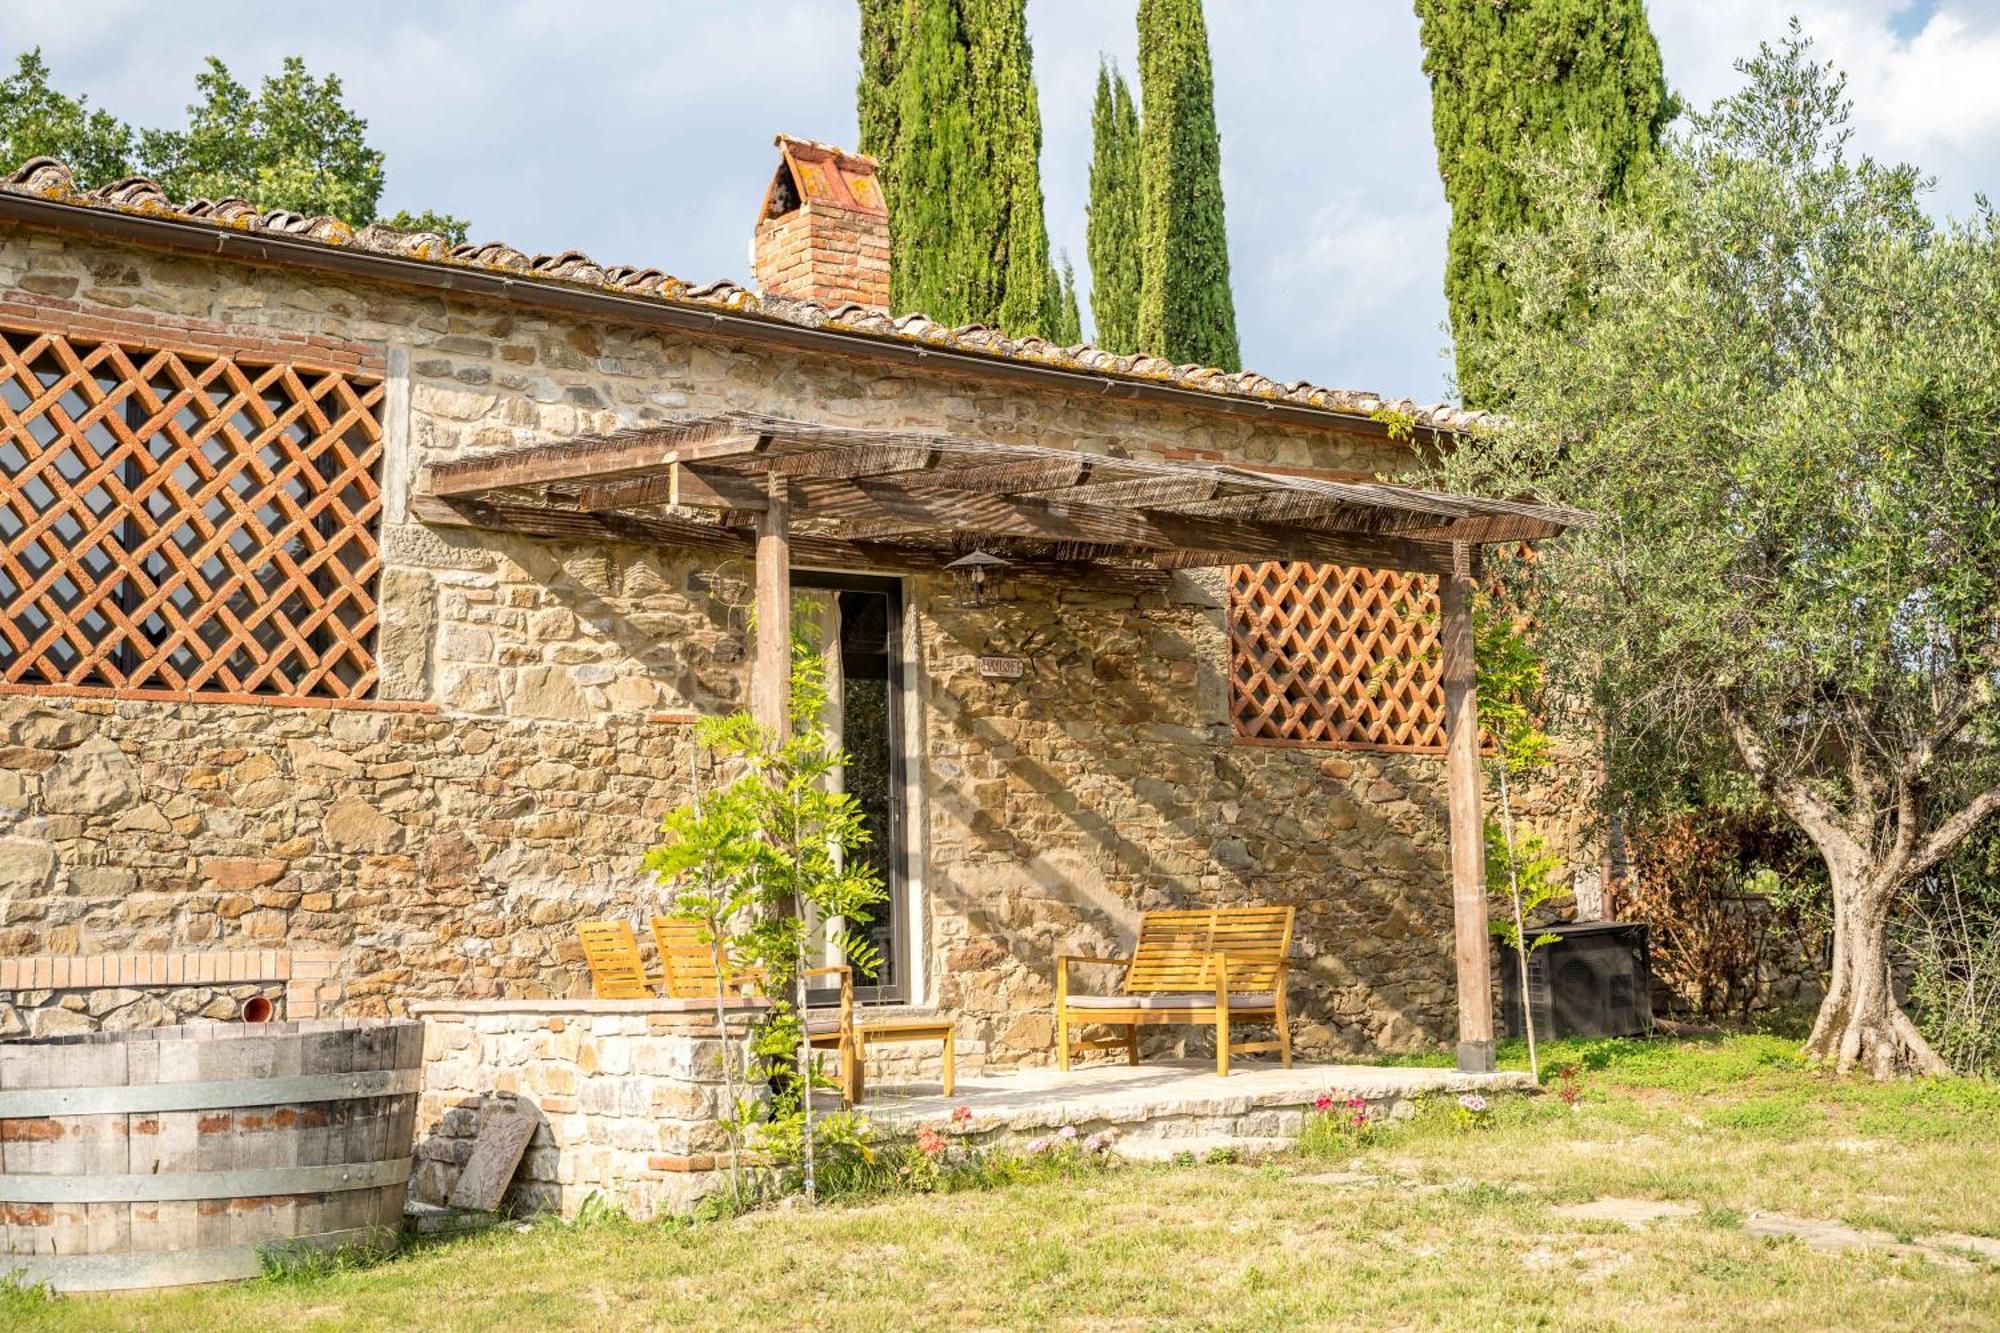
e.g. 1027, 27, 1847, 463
1064, 992, 1277, 1011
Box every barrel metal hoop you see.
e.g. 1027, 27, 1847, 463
1, 1224, 398, 1293
0, 1155, 411, 1203
0, 1066, 420, 1117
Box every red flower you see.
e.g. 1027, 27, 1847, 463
1313, 1093, 1335, 1112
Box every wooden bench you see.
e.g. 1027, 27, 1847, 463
1055, 906, 1294, 1077
650, 918, 953, 1105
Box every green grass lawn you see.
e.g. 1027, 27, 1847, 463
9, 1032, 2000, 1332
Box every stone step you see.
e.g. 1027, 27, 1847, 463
1113, 1134, 1295, 1164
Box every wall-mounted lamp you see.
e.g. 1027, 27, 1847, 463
944, 549, 1010, 607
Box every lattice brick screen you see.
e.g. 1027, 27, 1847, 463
0, 324, 385, 700
1228, 561, 1446, 752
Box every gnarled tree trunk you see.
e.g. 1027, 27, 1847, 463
1723, 708, 1990, 1079
1802, 869, 1947, 1078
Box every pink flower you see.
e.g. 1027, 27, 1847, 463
1313, 1093, 1335, 1112
916, 1125, 947, 1157
950, 1105, 973, 1128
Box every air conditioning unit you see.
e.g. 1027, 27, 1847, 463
1500, 922, 1653, 1040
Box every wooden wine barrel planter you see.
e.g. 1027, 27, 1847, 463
0, 1018, 422, 1292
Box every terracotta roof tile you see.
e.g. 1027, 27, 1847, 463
1, 155, 1495, 435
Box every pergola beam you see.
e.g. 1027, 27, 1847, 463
408, 493, 1171, 587
575, 463, 770, 514
426, 423, 770, 496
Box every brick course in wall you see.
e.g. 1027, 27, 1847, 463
0, 947, 340, 1036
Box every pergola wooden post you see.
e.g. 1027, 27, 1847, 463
415, 412, 1581, 1077
1440, 542, 1495, 1072
753, 468, 792, 738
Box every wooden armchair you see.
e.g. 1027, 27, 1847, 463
1055, 906, 1294, 1077
650, 916, 764, 999
577, 919, 659, 999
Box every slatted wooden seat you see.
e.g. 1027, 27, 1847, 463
651, 917, 763, 999
650, 917, 952, 1105
577, 920, 656, 1000
1056, 906, 1294, 1077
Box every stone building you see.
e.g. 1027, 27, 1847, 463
0, 137, 1586, 1068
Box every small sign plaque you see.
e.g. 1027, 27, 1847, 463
977, 655, 1026, 679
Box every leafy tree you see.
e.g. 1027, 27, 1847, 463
646, 613, 887, 1204
0, 50, 134, 186
1135, 0, 1239, 369
1445, 27, 2000, 1077
383, 208, 471, 246
1414, 0, 1673, 403
139, 57, 386, 221
1086, 58, 1142, 353
1476, 601, 1561, 1080
871, 0, 1061, 337
0, 49, 466, 239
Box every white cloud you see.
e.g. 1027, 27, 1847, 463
1652, 2, 2000, 209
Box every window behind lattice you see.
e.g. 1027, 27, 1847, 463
0, 324, 385, 701
1227, 562, 1446, 752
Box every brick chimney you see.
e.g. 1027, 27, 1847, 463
752, 136, 890, 310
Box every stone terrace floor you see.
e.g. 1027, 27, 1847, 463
846, 1058, 1535, 1157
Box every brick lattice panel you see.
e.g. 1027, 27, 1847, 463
0, 323, 385, 700
1228, 561, 1447, 752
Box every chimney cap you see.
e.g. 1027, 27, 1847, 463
761, 134, 886, 221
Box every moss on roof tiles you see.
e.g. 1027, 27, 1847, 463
1, 155, 1494, 435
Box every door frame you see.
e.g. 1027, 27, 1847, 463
795, 571, 918, 1005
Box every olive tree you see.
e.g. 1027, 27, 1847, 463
1447, 27, 2000, 1077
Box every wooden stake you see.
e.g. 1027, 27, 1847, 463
754, 470, 792, 738
1441, 542, 1495, 1073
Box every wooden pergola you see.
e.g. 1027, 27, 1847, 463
413, 413, 1584, 1072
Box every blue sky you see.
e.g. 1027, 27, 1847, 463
9, 1, 1999, 406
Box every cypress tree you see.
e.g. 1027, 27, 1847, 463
1086, 59, 1143, 354
856, 0, 904, 166
870, 0, 1060, 337
1415, 0, 1673, 401
1048, 253, 1082, 345
1135, 0, 1239, 370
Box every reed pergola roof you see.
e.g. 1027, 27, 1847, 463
412, 413, 1583, 584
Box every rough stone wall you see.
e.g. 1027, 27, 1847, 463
0, 692, 701, 1015
913, 574, 1593, 1067
0, 225, 1590, 1062
412, 1001, 741, 1220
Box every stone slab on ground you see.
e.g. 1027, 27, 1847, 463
447, 1106, 538, 1212
405, 1200, 512, 1238
1738, 1210, 1981, 1266
1553, 1198, 1701, 1228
